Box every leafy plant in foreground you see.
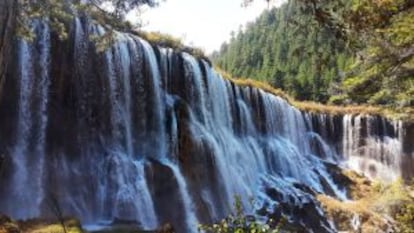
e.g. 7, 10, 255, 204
198, 195, 283, 233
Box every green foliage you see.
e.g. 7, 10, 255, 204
213, 1, 350, 103
137, 31, 207, 59
341, 4, 414, 107
90, 0, 159, 20
17, 0, 73, 41
395, 180, 414, 233
368, 90, 393, 105
397, 203, 414, 233
16, 0, 160, 42
327, 94, 348, 105
218, 0, 414, 107
198, 195, 283, 233
90, 30, 117, 53
319, 174, 414, 232
16, 0, 207, 57
371, 178, 411, 215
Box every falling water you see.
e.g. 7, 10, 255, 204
7, 21, 50, 219
0, 17, 408, 232
10, 34, 33, 218
167, 162, 199, 233
98, 27, 159, 228
342, 115, 403, 181
138, 37, 167, 159
33, 21, 51, 219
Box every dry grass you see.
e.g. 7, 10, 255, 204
293, 101, 382, 116
19, 218, 83, 233
317, 195, 391, 233
293, 101, 414, 122
134, 31, 209, 62
342, 170, 375, 200
216, 67, 293, 102
0, 217, 84, 233
318, 170, 413, 232
215, 68, 414, 122
28, 224, 82, 233
0, 216, 156, 233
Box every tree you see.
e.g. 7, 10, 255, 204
224, 0, 414, 106
89, 0, 158, 19
17, 0, 161, 41
214, 1, 350, 103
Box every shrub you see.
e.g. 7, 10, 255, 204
328, 94, 349, 105
396, 202, 414, 233
198, 195, 283, 233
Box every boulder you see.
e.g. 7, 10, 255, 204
156, 223, 175, 233
0, 215, 20, 233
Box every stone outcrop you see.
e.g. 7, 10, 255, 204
0, 0, 17, 97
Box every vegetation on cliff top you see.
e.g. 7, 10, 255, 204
16, 0, 209, 59
16, 0, 412, 115
213, 0, 414, 108
217, 68, 414, 122
212, 1, 351, 103
135, 31, 208, 61
17, 0, 160, 40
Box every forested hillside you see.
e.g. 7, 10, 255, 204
213, 0, 414, 107
212, 1, 351, 102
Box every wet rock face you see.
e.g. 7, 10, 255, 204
174, 100, 227, 223
0, 14, 410, 233
0, 0, 17, 78
401, 122, 414, 179
0, 0, 18, 153
156, 223, 175, 233
0, 215, 20, 233
263, 184, 334, 233
144, 160, 187, 232
322, 162, 352, 191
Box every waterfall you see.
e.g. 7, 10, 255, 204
10, 33, 33, 218
0, 17, 409, 232
167, 162, 199, 233
7, 21, 50, 219
342, 115, 403, 181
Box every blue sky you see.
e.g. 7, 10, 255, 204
134, 0, 286, 53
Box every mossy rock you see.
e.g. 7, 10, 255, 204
0, 215, 20, 233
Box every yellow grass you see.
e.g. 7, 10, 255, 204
293, 101, 414, 122
317, 195, 388, 233
216, 67, 293, 102
215, 68, 414, 122
19, 218, 83, 233
318, 170, 414, 232
29, 224, 82, 233
134, 31, 208, 61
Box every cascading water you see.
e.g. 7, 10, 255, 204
168, 162, 199, 233
6, 21, 50, 219
93, 25, 159, 229
342, 115, 403, 181
0, 17, 409, 232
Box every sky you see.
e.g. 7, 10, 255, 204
133, 0, 286, 53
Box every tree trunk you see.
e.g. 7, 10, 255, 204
0, 0, 17, 99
